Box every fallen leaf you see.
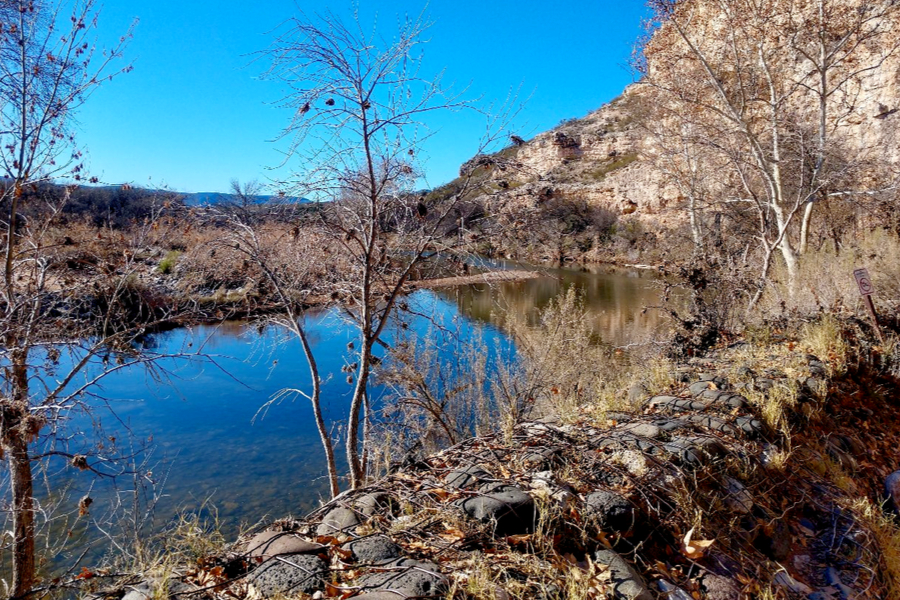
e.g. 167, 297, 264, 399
505, 534, 533, 546
681, 527, 715, 560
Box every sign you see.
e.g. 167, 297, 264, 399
854, 268, 874, 296
854, 267, 885, 343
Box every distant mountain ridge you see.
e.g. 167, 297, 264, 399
181, 191, 310, 206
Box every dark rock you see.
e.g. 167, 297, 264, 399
247, 554, 327, 597
685, 415, 738, 436
700, 573, 741, 600
735, 416, 766, 438
885, 471, 900, 513
446, 465, 492, 490
342, 535, 402, 565
357, 558, 447, 598
697, 389, 746, 409
689, 381, 715, 397
663, 436, 725, 467
316, 506, 360, 536
247, 531, 325, 560
585, 490, 636, 533
655, 418, 687, 432
593, 549, 653, 600
355, 492, 395, 517
460, 484, 536, 535
648, 396, 710, 413
520, 447, 558, 469
619, 422, 661, 439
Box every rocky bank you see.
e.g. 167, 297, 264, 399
83, 330, 900, 600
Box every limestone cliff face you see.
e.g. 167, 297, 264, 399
472, 89, 684, 238
466, 0, 900, 256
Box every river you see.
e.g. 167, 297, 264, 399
38, 262, 673, 566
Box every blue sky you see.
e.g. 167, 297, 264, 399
75, 1, 647, 193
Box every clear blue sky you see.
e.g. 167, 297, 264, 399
76, 1, 648, 193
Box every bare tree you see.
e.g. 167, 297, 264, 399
262, 10, 518, 490
0, 1, 168, 594
639, 0, 898, 306
789, 0, 900, 253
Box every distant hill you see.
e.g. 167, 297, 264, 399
181, 192, 311, 206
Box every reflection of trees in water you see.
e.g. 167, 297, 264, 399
438, 267, 681, 347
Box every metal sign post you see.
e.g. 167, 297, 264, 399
854, 268, 885, 343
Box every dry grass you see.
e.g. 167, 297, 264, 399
801, 315, 850, 377
849, 497, 900, 598
759, 228, 900, 319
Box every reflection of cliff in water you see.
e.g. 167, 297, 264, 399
436, 264, 680, 347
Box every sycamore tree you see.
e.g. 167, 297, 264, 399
261, 10, 518, 491
639, 0, 899, 306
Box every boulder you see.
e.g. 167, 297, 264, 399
247, 554, 327, 597
316, 506, 360, 536
619, 422, 661, 439
460, 484, 536, 535
885, 470, 900, 513
246, 530, 324, 560
584, 490, 636, 533
648, 396, 710, 413
446, 465, 492, 490
685, 415, 738, 436
342, 535, 403, 564
355, 492, 394, 518
663, 436, 725, 467
735, 416, 766, 438
356, 558, 447, 598
593, 549, 652, 600
700, 573, 741, 600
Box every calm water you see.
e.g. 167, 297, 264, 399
34, 263, 671, 565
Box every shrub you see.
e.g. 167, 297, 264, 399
157, 250, 182, 274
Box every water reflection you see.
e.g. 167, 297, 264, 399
442, 263, 672, 346
28, 264, 674, 570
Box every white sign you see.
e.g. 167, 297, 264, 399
854, 268, 874, 296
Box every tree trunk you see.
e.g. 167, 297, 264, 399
6, 432, 35, 598
346, 342, 371, 489
799, 201, 814, 255
2, 354, 36, 599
